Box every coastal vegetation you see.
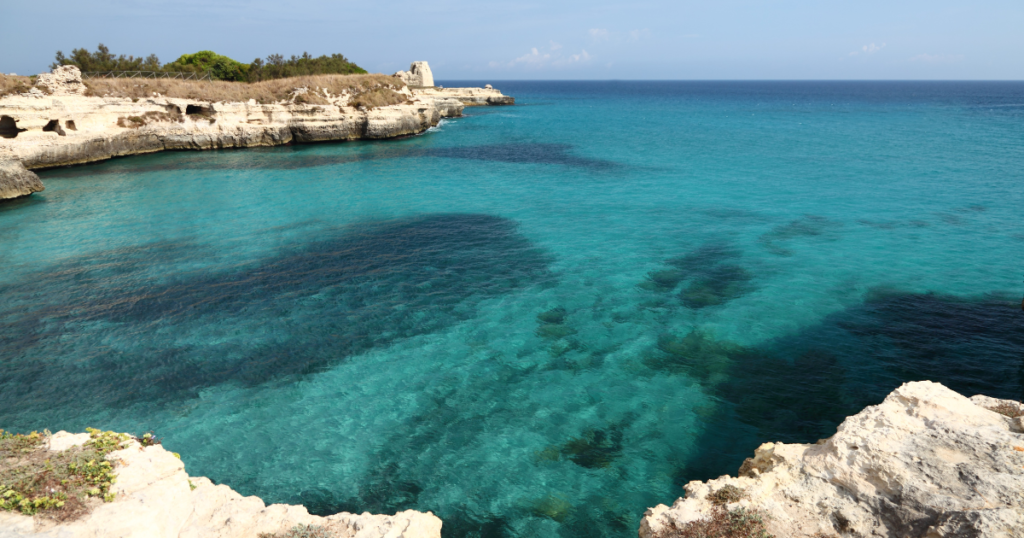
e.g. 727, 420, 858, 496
51, 44, 366, 82
0, 429, 131, 520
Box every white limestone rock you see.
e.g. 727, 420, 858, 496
639, 381, 1024, 538
0, 434, 442, 538
34, 65, 87, 96
393, 62, 434, 88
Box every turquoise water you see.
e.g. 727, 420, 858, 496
2, 81, 1023, 536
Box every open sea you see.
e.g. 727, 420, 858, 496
2, 81, 1024, 537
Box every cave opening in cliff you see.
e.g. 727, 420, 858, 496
65, 120, 77, 131
0, 115, 26, 138
186, 104, 213, 116
42, 119, 67, 136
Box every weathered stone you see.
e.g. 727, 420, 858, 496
0, 435, 442, 538
393, 62, 434, 88
0, 154, 44, 200
640, 381, 1024, 538
34, 65, 87, 96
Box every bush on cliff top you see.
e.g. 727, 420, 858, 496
248, 52, 367, 82
51, 45, 367, 82
52, 44, 161, 72
163, 50, 250, 82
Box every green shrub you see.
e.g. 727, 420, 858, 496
248, 52, 367, 82
163, 51, 250, 82
52, 43, 161, 72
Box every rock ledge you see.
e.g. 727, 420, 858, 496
640, 381, 1024, 538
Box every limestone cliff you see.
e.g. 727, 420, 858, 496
0, 432, 441, 538
639, 381, 1024, 538
0, 65, 512, 199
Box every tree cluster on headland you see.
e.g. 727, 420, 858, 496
51, 44, 367, 82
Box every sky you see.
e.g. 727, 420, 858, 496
2, 0, 1022, 80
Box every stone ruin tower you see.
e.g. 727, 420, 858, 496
393, 62, 434, 88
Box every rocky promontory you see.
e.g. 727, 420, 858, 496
0, 431, 441, 538
0, 63, 513, 200
640, 381, 1024, 538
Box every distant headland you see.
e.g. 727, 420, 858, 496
0, 59, 513, 200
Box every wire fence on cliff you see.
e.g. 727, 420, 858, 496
81, 71, 213, 82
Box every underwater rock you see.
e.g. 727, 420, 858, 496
0, 432, 442, 538
536, 323, 578, 339
640, 381, 1024, 538
648, 331, 738, 383
536, 307, 568, 324
640, 269, 685, 291
758, 215, 842, 256
679, 264, 753, 309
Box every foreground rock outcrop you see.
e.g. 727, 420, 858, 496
0, 63, 512, 200
0, 154, 44, 199
0, 432, 441, 538
640, 381, 1024, 538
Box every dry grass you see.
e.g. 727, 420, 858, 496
84, 74, 404, 104
346, 88, 409, 110
650, 506, 775, 538
707, 485, 746, 506
0, 74, 36, 98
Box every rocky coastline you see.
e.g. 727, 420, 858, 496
4, 382, 1021, 537
0, 63, 513, 200
0, 431, 440, 538
641, 381, 1024, 538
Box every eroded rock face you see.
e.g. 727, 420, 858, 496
0, 434, 442, 538
640, 381, 1024, 538
0, 154, 44, 200
34, 66, 87, 96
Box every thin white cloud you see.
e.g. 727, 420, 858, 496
511, 47, 551, 65
910, 53, 965, 63
495, 45, 593, 69
589, 28, 610, 40
628, 28, 651, 41
850, 42, 886, 56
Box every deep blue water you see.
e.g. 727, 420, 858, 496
2, 81, 1024, 537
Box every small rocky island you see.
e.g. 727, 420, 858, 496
0, 62, 513, 200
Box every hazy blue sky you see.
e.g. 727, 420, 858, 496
3, 0, 1022, 79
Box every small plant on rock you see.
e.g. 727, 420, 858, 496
707, 484, 746, 506
650, 506, 774, 538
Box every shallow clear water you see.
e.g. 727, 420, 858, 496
2, 81, 1024, 537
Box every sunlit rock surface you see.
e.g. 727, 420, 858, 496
640, 381, 1024, 538
0, 433, 442, 538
